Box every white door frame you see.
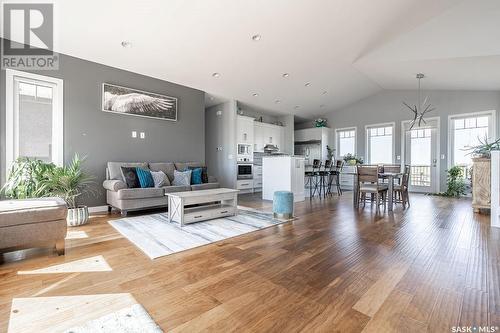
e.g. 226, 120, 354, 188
5, 69, 64, 176
401, 117, 440, 193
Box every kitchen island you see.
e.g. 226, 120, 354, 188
262, 156, 305, 202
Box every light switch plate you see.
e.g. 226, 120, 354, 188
441, 154, 446, 159
140, 132, 145, 139
131, 131, 137, 138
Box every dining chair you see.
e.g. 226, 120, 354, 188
357, 165, 388, 213
394, 165, 411, 208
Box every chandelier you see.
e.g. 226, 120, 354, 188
403, 73, 435, 130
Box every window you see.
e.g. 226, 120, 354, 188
336, 128, 356, 158
366, 124, 394, 164
5, 69, 63, 176
449, 111, 495, 176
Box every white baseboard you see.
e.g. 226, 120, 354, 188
88, 205, 109, 213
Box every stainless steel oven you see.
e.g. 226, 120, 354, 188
237, 163, 253, 180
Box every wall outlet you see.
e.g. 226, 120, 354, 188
216, 146, 223, 151
140, 132, 145, 139
131, 131, 137, 138
441, 154, 446, 160
216, 110, 222, 116
396, 155, 401, 160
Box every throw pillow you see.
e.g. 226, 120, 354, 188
136, 168, 154, 188
172, 169, 192, 186
121, 166, 140, 188
188, 166, 208, 183
190, 168, 203, 185
150, 170, 170, 188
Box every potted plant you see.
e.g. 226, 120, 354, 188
326, 145, 335, 161
343, 153, 364, 166
465, 136, 500, 158
38, 154, 96, 226
2, 157, 55, 199
2, 155, 95, 226
314, 118, 327, 127
39, 154, 95, 226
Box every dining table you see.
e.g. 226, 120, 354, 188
378, 172, 403, 211
342, 169, 403, 212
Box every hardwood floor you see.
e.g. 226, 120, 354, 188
0, 193, 498, 332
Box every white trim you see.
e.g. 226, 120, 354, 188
365, 122, 396, 164
447, 110, 497, 169
5, 69, 64, 177
88, 205, 109, 213
401, 117, 441, 193
334, 126, 357, 159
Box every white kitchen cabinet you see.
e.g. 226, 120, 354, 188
254, 123, 265, 152
254, 122, 284, 152
236, 115, 254, 144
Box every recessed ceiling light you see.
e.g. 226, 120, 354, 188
252, 93, 259, 97
251, 34, 261, 41
322, 90, 327, 95
121, 41, 132, 48
305, 82, 311, 87
282, 73, 289, 78
294, 105, 300, 109
275, 99, 281, 104
212, 72, 220, 78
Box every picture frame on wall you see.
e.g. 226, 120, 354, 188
102, 83, 178, 121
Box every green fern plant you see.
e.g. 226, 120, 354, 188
37, 154, 96, 208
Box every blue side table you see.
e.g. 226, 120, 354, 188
273, 191, 294, 219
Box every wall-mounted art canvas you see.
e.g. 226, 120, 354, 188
102, 83, 177, 121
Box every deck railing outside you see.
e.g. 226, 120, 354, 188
410, 165, 431, 187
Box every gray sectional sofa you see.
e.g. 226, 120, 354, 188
103, 161, 219, 216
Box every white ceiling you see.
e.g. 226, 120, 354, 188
4, 0, 499, 119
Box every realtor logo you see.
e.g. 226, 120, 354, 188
1, 2, 58, 69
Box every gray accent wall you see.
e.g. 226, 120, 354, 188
320, 90, 500, 191
1, 40, 205, 207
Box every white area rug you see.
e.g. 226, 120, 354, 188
64, 304, 162, 333
109, 207, 289, 259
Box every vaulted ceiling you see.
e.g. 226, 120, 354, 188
4, 0, 499, 118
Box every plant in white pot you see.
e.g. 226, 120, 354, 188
38, 154, 96, 226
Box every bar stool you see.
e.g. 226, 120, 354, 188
305, 159, 321, 199
319, 159, 333, 197
331, 160, 344, 196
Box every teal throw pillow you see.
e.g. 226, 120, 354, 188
136, 168, 154, 188
190, 168, 203, 185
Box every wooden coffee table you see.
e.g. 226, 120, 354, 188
166, 188, 239, 226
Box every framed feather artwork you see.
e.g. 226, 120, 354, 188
102, 83, 177, 121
